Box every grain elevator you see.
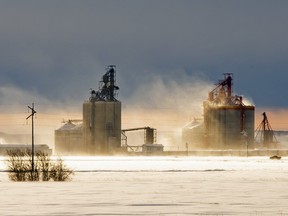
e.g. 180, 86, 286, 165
183, 74, 255, 149
55, 65, 122, 155
83, 65, 121, 154
203, 73, 255, 149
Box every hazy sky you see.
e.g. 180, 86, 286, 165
0, 1, 288, 127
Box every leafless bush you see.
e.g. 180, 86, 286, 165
6, 150, 29, 181
49, 158, 74, 181
6, 150, 74, 182
36, 152, 52, 181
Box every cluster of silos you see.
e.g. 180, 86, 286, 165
55, 65, 122, 155
203, 103, 255, 149
183, 74, 255, 149
204, 74, 255, 149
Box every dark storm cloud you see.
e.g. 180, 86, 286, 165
0, 0, 287, 109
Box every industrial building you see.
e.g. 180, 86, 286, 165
183, 74, 255, 150
121, 127, 162, 152
56, 70, 257, 155
83, 98, 121, 154
55, 65, 163, 155
55, 65, 122, 155
55, 67, 282, 155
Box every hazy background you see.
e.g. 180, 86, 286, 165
0, 1, 287, 146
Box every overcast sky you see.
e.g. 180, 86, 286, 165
0, 0, 288, 113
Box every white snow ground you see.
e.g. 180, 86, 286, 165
1, 156, 288, 215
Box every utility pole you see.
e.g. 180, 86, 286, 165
26, 103, 37, 172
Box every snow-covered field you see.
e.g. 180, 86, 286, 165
1, 156, 288, 215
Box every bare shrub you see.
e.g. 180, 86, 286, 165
6, 150, 74, 182
36, 152, 52, 181
49, 158, 74, 181
6, 150, 28, 181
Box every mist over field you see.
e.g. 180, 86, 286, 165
0, 1, 288, 147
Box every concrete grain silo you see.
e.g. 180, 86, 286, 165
82, 65, 122, 154
54, 120, 83, 155
203, 74, 255, 149
182, 119, 205, 149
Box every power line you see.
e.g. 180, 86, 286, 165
26, 103, 36, 173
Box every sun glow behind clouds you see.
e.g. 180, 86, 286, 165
255, 108, 288, 130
